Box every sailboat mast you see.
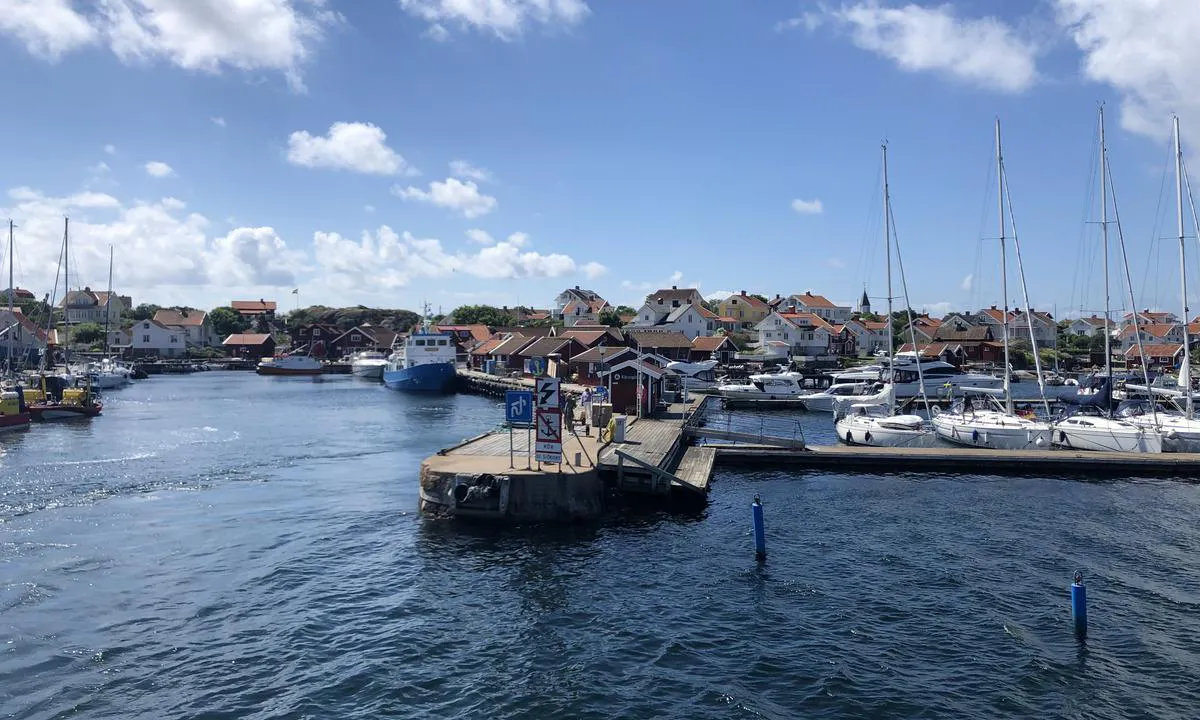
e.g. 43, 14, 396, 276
63, 217, 71, 366
6, 220, 13, 373
1100, 108, 1113, 390
882, 142, 894, 395
997, 119, 1013, 413
1176, 116, 1193, 417
104, 245, 113, 357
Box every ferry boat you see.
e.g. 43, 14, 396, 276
24, 375, 102, 420
383, 314, 456, 393
256, 354, 323, 376
349, 350, 389, 380
0, 386, 32, 431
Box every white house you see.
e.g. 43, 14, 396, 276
62, 287, 127, 326
131, 319, 187, 357
755, 311, 834, 358
554, 286, 608, 326
1120, 310, 1178, 327
1067, 315, 1112, 337
153, 309, 215, 348
783, 291, 851, 324
628, 302, 715, 340
633, 286, 705, 325
1009, 308, 1057, 348
1118, 323, 1184, 352
842, 319, 890, 357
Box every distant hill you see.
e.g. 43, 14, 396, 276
286, 305, 421, 333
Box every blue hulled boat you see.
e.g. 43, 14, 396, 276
382, 312, 457, 393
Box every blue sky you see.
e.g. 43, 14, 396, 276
1, 0, 1197, 320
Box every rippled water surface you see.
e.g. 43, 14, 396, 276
3, 373, 1200, 718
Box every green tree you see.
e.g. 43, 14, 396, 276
749, 294, 769, 305
209, 306, 250, 339
450, 304, 516, 327
598, 309, 624, 327
72, 322, 105, 345
127, 303, 161, 321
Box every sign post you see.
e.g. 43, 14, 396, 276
534, 376, 562, 465
505, 390, 533, 469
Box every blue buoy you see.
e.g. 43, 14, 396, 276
752, 495, 766, 561
1071, 570, 1087, 637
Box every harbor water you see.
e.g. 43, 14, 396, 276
3, 373, 1200, 718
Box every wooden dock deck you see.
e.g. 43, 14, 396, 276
710, 444, 1200, 478
595, 402, 710, 496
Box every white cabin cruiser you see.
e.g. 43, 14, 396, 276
801, 382, 888, 413
665, 360, 719, 391
716, 371, 809, 399
349, 350, 388, 380
836, 399, 938, 448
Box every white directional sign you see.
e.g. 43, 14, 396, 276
536, 376, 561, 410
535, 408, 562, 463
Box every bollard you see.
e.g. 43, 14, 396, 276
1071, 570, 1087, 637
752, 495, 766, 561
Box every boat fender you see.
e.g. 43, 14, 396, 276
864, 431, 872, 444
982, 432, 989, 444
1059, 430, 1069, 444
1167, 429, 1180, 440
845, 431, 853, 445
971, 429, 980, 444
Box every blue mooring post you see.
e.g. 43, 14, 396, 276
752, 495, 766, 561
1071, 570, 1087, 638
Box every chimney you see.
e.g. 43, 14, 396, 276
741, 290, 747, 295
672, 285, 677, 290
991, 304, 997, 310
575, 285, 580, 290
805, 290, 813, 296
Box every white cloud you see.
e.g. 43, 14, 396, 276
393, 177, 498, 218
0, 0, 97, 59
827, 256, 846, 269
921, 301, 954, 317
211, 116, 226, 127
364, 204, 375, 213
807, 2, 1039, 93
104, 144, 117, 155
90, 161, 111, 175
961, 273, 973, 291
449, 159, 492, 182
466, 228, 495, 245
0, 0, 339, 91
1055, 0, 1200, 141
705, 290, 733, 302
287, 121, 413, 176
310, 226, 592, 294
1, 185, 304, 306
791, 198, 824, 214
581, 261, 607, 279
423, 22, 450, 42
144, 161, 175, 178
399, 0, 590, 40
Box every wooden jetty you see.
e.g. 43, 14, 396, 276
711, 444, 1200, 479
595, 401, 712, 496
457, 369, 587, 398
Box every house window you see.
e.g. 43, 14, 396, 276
314, 328, 321, 337
170, 336, 178, 343
672, 300, 680, 308
352, 334, 361, 342
143, 322, 150, 329
142, 335, 150, 343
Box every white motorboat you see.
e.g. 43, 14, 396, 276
887, 361, 1003, 398
257, 354, 323, 376
349, 350, 388, 380
717, 371, 810, 399
836, 400, 938, 447
665, 359, 719, 391
801, 382, 888, 412
1117, 401, 1200, 452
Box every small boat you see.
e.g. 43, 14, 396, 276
664, 359, 719, 391
800, 382, 888, 413
383, 309, 457, 393
25, 375, 102, 420
349, 350, 388, 380
716, 370, 809, 399
0, 386, 32, 432
257, 354, 323, 376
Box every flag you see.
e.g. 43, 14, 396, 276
291, 288, 298, 294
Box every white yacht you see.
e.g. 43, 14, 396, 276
716, 370, 809, 399
349, 350, 388, 380
932, 390, 1052, 450
665, 360, 719, 391
836, 400, 937, 447
1117, 400, 1200, 453
801, 382, 888, 413
887, 361, 1003, 398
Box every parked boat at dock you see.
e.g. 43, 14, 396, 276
0, 387, 32, 431
383, 312, 456, 393
257, 355, 323, 376
24, 375, 102, 420
349, 351, 388, 380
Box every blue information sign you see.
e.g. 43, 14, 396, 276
505, 390, 534, 425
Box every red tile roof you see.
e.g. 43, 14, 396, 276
1126, 343, 1182, 358
779, 312, 833, 331
691, 335, 735, 352
793, 292, 837, 309
154, 309, 208, 327
231, 300, 276, 314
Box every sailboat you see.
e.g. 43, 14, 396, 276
834, 143, 935, 447
1120, 116, 1200, 452
26, 218, 103, 420
1, 220, 33, 432
1052, 107, 1161, 453
932, 119, 1052, 450
81, 246, 132, 389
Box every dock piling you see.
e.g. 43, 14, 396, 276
1071, 571, 1087, 638
752, 495, 766, 561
